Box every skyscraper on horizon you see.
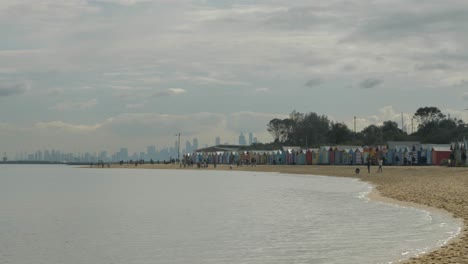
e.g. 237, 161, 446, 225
119, 148, 128, 161
193, 138, 199, 151
215, 136, 221, 146
185, 140, 192, 153
147, 145, 157, 160
239, 132, 247, 146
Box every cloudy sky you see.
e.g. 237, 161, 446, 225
1, 0, 468, 155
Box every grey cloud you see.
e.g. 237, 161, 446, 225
0, 82, 28, 97
35, 121, 100, 132
360, 78, 383, 89
463, 92, 468, 101
0, 122, 17, 132
111, 86, 147, 98
181, 76, 247, 86
375, 56, 385, 62
152, 91, 172, 97
196, 4, 340, 32
304, 78, 323, 87
415, 63, 453, 71
46, 88, 64, 96
430, 50, 468, 63
95, 0, 150, 6
348, 7, 468, 42
254, 87, 270, 93
226, 112, 285, 133
342, 64, 356, 72
152, 88, 186, 97
101, 112, 225, 137
49, 99, 98, 111
457, 80, 468, 88
125, 103, 145, 109
263, 6, 335, 30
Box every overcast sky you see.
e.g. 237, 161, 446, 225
1, 0, 468, 154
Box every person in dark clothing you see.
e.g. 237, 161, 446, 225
367, 158, 371, 173
450, 152, 456, 167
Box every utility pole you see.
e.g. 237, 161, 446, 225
401, 112, 404, 132
411, 118, 414, 134
354, 116, 357, 133
176, 133, 181, 163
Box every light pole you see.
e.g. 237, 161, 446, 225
175, 133, 181, 163
401, 112, 404, 132
299, 136, 309, 149
411, 117, 414, 134
354, 116, 356, 133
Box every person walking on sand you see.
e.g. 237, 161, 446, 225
377, 158, 383, 173
367, 157, 371, 173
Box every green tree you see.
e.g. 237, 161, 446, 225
381, 120, 407, 141
328, 122, 353, 144
267, 118, 284, 143
273, 111, 332, 147
266, 107, 467, 148
413, 107, 468, 143
360, 125, 383, 145
299, 112, 331, 146
267, 118, 294, 143
413, 106, 445, 128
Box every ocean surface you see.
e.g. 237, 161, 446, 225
0, 165, 461, 264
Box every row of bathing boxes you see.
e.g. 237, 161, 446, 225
185, 141, 466, 166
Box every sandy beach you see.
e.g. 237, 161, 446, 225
104, 164, 468, 263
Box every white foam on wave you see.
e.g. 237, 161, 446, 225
354, 181, 462, 264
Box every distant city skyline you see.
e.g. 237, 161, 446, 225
7, 142, 188, 163
2, 1, 468, 155
2, 133, 260, 161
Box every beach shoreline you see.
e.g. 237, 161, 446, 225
366, 187, 465, 263
100, 164, 468, 263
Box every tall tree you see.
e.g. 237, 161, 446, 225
267, 118, 294, 143
412, 107, 468, 143
300, 112, 331, 146
413, 107, 445, 128
328, 122, 353, 144
266, 107, 468, 148
287, 111, 305, 145
381, 120, 407, 141
267, 118, 283, 143
360, 125, 383, 145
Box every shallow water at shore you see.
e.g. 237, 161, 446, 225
0, 165, 461, 264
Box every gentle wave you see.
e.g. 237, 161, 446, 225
0, 165, 462, 264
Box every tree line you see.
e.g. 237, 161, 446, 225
262, 107, 468, 148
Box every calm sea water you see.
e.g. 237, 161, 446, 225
0, 165, 461, 264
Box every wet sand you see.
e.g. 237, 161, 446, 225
103, 164, 468, 263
